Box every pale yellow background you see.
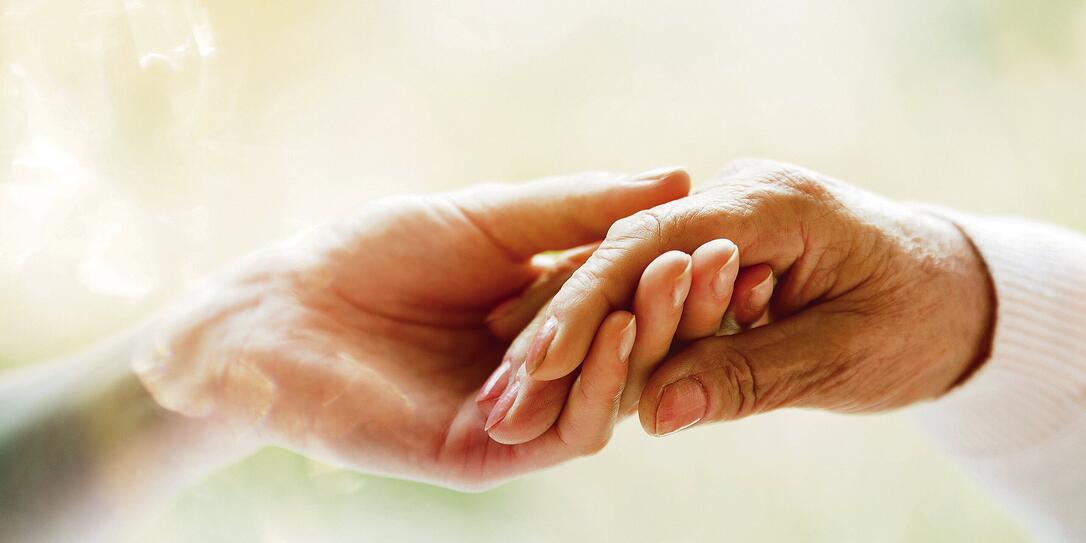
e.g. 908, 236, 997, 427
4, 1, 1085, 541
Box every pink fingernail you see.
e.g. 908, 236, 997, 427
748, 271, 774, 313
711, 247, 739, 299
475, 359, 511, 403
485, 379, 522, 431
672, 258, 693, 308
525, 316, 558, 376
654, 378, 707, 436
618, 316, 637, 363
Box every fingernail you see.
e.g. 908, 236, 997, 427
654, 378, 707, 436
748, 271, 774, 313
628, 166, 685, 183
475, 359, 511, 403
672, 258, 693, 308
711, 246, 739, 299
485, 379, 521, 431
618, 316, 637, 363
525, 316, 558, 376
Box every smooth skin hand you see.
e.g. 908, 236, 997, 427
521, 159, 995, 437
133, 168, 690, 490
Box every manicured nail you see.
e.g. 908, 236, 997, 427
672, 258, 693, 308
525, 316, 558, 376
711, 246, 739, 299
748, 271, 774, 313
475, 359, 511, 403
618, 316, 637, 363
654, 378, 707, 436
485, 379, 521, 431
628, 166, 685, 183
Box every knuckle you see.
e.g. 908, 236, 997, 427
696, 344, 759, 420
561, 266, 611, 307
605, 204, 706, 250
607, 209, 665, 243
757, 165, 836, 206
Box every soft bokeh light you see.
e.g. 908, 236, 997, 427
4, 0, 1084, 541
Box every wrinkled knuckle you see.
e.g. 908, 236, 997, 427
562, 266, 611, 307
765, 167, 833, 202
700, 345, 759, 420
607, 209, 666, 244
666, 205, 708, 240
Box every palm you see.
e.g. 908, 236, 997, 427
273, 195, 573, 486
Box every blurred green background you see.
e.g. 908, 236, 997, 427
4, 0, 1085, 541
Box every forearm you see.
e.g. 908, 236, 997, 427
913, 212, 1086, 542
0, 326, 232, 543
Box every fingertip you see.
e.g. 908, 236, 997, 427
627, 166, 691, 197
475, 359, 512, 404
593, 310, 637, 372
616, 311, 637, 366
732, 264, 774, 326
671, 251, 694, 307
634, 250, 692, 317
677, 239, 739, 340
690, 238, 738, 300
692, 238, 737, 261
657, 168, 692, 200
646, 250, 693, 282
524, 316, 559, 377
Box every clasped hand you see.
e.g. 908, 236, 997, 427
136, 160, 992, 490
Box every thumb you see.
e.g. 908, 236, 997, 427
637, 308, 847, 436
445, 167, 690, 260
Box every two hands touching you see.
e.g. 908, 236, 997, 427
136, 159, 994, 490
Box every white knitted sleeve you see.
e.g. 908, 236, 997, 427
913, 213, 1086, 542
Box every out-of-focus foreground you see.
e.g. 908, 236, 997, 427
3, 1, 1084, 541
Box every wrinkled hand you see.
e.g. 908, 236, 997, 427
133, 169, 689, 489
525, 159, 995, 436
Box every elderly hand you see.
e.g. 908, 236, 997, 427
523, 159, 995, 436
132, 168, 689, 489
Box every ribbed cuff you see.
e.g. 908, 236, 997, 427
908, 209, 1086, 540
912, 209, 1086, 457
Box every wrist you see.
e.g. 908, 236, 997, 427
0, 326, 244, 541
925, 211, 997, 393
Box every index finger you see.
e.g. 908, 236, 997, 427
523, 198, 711, 381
